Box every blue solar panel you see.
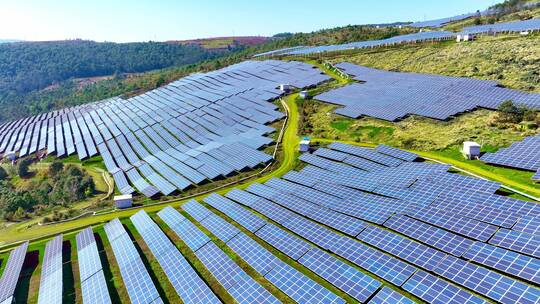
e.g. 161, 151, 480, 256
130, 210, 220, 303
434, 255, 540, 304
157, 206, 210, 251
403, 271, 488, 304
75, 227, 112, 304
368, 287, 414, 304
375, 144, 418, 162
0, 242, 28, 304
357, 225, 447, 271
255, 223, 312, 260
489, 229, 540, 258
384, 215, 474, 257
38, 235, 63, 304
195, 242, 280, 304
463, 242, 540, 284
104, 218, 162, 304
512, 215, 540, 235
203, 193, 266, 232
298, 247, 381, 302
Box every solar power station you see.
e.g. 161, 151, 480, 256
2, 142, 540, 303
0, 60, 329, 197
481, 134, 540, 181
314, 62, 540, 121
255, 18, 540, 57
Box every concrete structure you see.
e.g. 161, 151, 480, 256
463, 141, 481, 160
299, 90, 309, 99
279, 84, 292, 92
114, 194, 133, 209
299, 138, 311, 152
456, 34, 475, 42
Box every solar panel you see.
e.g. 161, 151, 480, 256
298, 247, 381, 302
512, 215, 540, 235
255, 223, 312, 261
157, 206, 210, 252
384, 215, 474, 257
0, 241, 29, 304
130, 210, 220, 303
403, 271, 488, 304
104, 218, 162, 304
38, 235, 63, 304
195, 242, 280, 303
375, 144, 418, 162
75, 227, 112, 304
368, 287, 414, 304
434, 255, 540, 304
489, 229, 540, 258
357, 225, 447, 271
203, 193, 266, 232
463, 242, 540, 284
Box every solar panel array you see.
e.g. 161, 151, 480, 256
7, 142, 540, 303
481, 134, 540, 181
104, 218, 163, 304
157, 206, 280, 304
130, 210, 220, 304
220, 142, 539, 304
38, 235, 63, 304
409, 12, 478, 28
0, 60, 330, 197
254, 18, 540, 57
75, 227, 112, 304
313, 62, 540, 121
0, 242, 28, 304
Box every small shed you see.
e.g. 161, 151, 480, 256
279, 84, 292, 92
299, 91, 309, 99
299, 138, 311, 152
114, 194, 133, 209
520, 31, 530, 36
456, 34, 475, 42
4, 151, 16, 162
463, 142, 481, 160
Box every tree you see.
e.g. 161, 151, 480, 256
495, 100, 528, 124
17, 159, 32, 178
48, 160, 64, 177
0, 167, 7, 180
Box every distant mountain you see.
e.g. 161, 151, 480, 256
0, 39, 22, 43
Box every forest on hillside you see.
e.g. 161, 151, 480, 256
0, 26, 409, 123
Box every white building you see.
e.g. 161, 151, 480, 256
456, 34, 475, 42
279, 84, 292, 92
299, 91, 309, 99
299, 139, 311, 152
463, 141, 481, 160
114, 194, 133, 209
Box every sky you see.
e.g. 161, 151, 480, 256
0, 0, 501, 42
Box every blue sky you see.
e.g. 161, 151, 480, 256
0, 0, 500, 42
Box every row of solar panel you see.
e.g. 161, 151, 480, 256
0, 60, 330, 197
312, 62, 540, 121
254, 18, 540, 57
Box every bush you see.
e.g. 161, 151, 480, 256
17, 159, 32, 178
0, 167, 7, 180
48, 161, 64, 177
